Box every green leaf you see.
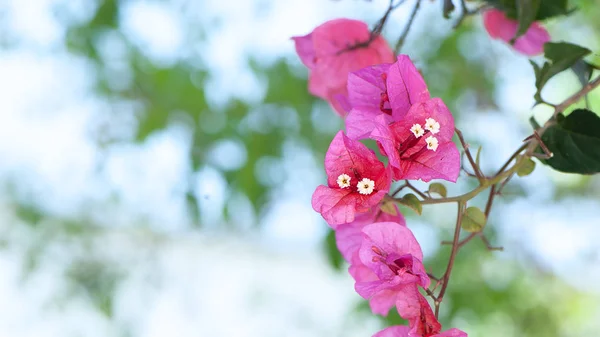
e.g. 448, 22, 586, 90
531, 42, 592, 103
530, 116, 541, 129
428, 183, 448, 198
540, 109, 600, 174
484, 0, 570, 20
398, 193, 422, 215
535, 0, 571, 20
461, 206, 487, 233
571, 59, 594, 87
517, 156, 536, 177
324, 229, 344, 271
515, 0, 541, 40
380, 200, 399, 216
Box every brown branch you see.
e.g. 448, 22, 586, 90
406, 180, 428, 199
340, 0, 406, 54
395, 0, 421, 53
455, 128, 484, 183
435, 201, 464, 318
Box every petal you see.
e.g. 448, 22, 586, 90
513, 22, 550, 56
308, 71, 328, 99
335, 222, 365, 262
371, 114, 403, 169
402, 98, 455, 143
292, 33, 316, 69
311, 185, 356, 226
345, 108, 389, 140
396, 285, 442, 337
387, 55, 431, 120
393, 141, 461, 182
347, 63, 393, 110
373, 326, 411, 337
482, 9, 518, 42
483, 9, 549, 56
360, 222, 424, 262
349, 254, 378, 281
369, 288, 400, 316
433, 329, 468, 337
312, 19, 371, 57
336, 207, 406, 262
324, 131, 390, 194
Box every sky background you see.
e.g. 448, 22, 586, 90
0, 0, 599, 336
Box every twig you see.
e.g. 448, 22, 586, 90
455, 128, 484, 183
395, 0, 421, 53
434, 201, 464, 318
340, 0, 406, 54
406, 180, 428, 199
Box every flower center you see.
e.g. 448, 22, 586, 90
397, 117, 441, 159
337, 174, 351, 188
371, 247, 414, 276
357, 178, 375, 195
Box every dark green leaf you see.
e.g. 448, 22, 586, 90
540, 109, 600, 174
571, 59, 594, 87
484, 0, 570, 20
515, 0, 541, 40
531, 42, 591, 102
398, 193, 423, 215
428, 183, 448, 198
461, 206, 487, 233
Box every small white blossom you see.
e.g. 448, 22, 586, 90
425, 136, 439, 151
410, 124, 424, 138
337, 174, 351, 188
357, 178, 375, 195
424, 118, 440, 134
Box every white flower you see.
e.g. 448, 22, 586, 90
337, 174, 351, 188
357, 178, 375, 195
425, 136, 439, 151
410, 124, 425, 138
424, 118, 440, 134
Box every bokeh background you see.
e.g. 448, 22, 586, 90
1, 0, 600, 336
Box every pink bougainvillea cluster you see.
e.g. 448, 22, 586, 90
293, 18, 463, 337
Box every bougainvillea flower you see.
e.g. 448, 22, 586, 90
482, 9, 550, 56
371, 98, 460, 182
352, 222, 429, 315
292, 18, 395, 116
336, 206, 405, 263
345, 55, 430, 139
396, 285, 468, 337
311, 131, 391, 226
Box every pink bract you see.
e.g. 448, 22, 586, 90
396, 285, 468, 337
371, 98, 460, 182
336, 206, 405, 263
292, 18, 396, 116
352, 222, 430, 315
311, 131, 391, 226
483, 9, 550, 56
345, 55, 430, 139
373, 325, 411, 337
